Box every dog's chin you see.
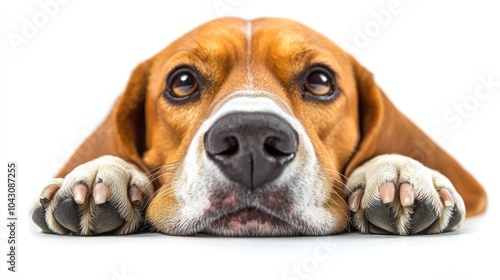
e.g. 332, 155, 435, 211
202, 207, 299, 237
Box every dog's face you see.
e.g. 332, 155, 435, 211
140, 18, 360, 236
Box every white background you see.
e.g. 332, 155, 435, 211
1, 0, 500, 279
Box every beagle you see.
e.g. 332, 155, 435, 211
32, 17, 487, 236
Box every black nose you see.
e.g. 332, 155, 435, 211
204, 112, 299, 190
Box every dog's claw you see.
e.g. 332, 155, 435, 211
40, 184, 59, 207
128, 185, 143, 208
71, 184, 88, 205
399, 183, 415, 207
348, 189, 363, 212
439, 188, 454, 207
93, 183, 111, 205
379, 182, 395, 204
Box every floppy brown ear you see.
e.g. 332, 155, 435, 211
344, 57, 487, 217
55, 60, 152, 178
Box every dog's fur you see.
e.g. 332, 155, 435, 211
32, 18, 486, 236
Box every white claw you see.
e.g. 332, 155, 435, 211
379, 182, 395, 204
348, 189, 364, 212
40, 184, 59, 202
128, 185, 143, 207
72, 184, 88, 205
93, 183, 111, 205
439, 188, 454, 207
400, 183, 415, 207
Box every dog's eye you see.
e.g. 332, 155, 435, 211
171, 72, 198, 97
165, 67, 201, 103
302, 67, 338, 102
305, 71, 331, 95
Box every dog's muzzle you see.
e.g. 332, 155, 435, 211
170, 94, 337, 236
204, 112, 298, 189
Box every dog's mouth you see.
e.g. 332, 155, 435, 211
214, 207, 280, 228
203, 207, 296, 236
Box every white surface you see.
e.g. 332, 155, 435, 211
1, 0, 499, 279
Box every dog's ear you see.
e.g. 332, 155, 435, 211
344, 56, 487, 216
56, 60, 152, 177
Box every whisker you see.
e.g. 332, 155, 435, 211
150, 192, 177, 222
146, 181, 175, 208
145, 165, 167, 176
324, 195, 349, 222
149, 169, 177, 184
323, 167, 349, 181
147, 162, 182, 181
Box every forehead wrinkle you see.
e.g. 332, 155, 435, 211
275, 36, 337, 66
265, 34, 345, 80
188, 23, 247, 60
251, 21, 345, 68
257, 33, 316, 74
156, 37, 244, 86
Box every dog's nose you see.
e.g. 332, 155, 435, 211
204, 112, 298, 189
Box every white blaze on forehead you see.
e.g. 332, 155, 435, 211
210, 91, 293, 123
245, 21, 254, 89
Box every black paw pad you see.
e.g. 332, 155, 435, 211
443, 205, 462, 232
92, 203, 125, 235
54, 198, 80, 233
364, 201, 397, 234
367, 223, 393, 235
32, 205, 52, 233
409, 201, 438, 234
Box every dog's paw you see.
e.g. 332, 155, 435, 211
345, 154, 466, 235
32, 155, 154, 235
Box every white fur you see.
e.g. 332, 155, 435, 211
245, 21, 254, 88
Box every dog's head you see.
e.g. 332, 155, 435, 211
61, 18, 484, 236
144, 18, 360, 236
